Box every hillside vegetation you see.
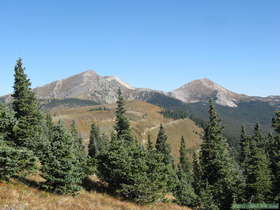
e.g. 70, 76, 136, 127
50, 100, 203, 159
0, 177, 191, 210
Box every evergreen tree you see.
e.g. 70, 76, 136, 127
0, 145, 38, 181
245, 130, 272, 202
270, 112, 280, 202
70, 121, 89, 177
11, 58, 44, 155
179, 136, 191, 174
0, 104, 15, 144
239, 126, 250, 165
192, 151, 202, 196
199, 100, 244, 209
97, 139, 169, 204
88, 123, 104, 158
199, 183, 219, 210
42, 123, 86, 195
239, 126, 251, 189
114, 89, 132, 141
252, 123, 264, 147
155, 124, 173, 165
155, 124, 176, 192
174, 137, 197, 207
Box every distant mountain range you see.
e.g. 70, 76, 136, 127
2, 70, 280, 108
1, 70, 279, 148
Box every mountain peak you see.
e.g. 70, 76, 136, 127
171, 79, 242, 107
104, 76, 135, 90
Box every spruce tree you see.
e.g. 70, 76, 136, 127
245, 129, 272, 202
88, 123, 104, 158
0, 104, 15, 144
71, 121, 89, 177
179, 136, 191, 174
114, 89, 132, 141
155, 124, 173, 165
11, 58, 44, 155
97, 139, 169, 204
239, 126, 250, 165
174, 136, 197, 207
270, 112, 280, 202
0, 144, 38, 181
192, 151, 202, 196
42, 123, 86, 195
155, 124, 176, 192
199, 100, 244, 209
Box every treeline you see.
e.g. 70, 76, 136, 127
0, 59, 279, 209
160, 109, 189, 120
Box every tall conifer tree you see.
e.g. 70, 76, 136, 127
174, 136, 197, 207
114, 89, 132, 141
88, 123, 103, 158
245, 126, 272, 202
155, 124, 173, 165
42, 123, 86, 195
199, 100, 244, 209
11, 58, 44, 154
270, 112, 280, 202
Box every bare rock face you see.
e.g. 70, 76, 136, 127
1, 71, 279, 108
170, 78, 248, 107
33, 70, 136, 104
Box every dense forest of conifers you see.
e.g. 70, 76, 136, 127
0, 59, 279, 209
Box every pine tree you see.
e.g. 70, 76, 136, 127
114, 89, 132, 141
270, 112, 280, 202
199, 100, 245, 209
11, 58, 44, 155
42, 123, 86, 195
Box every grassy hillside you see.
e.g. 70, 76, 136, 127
142, 92, 279, 148
50, 100, 203, 159
0, 176, 191, 210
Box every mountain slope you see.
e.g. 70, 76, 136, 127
50, 100, 203, 159
32, 70, 136, 104
170, 78, 249, 107
0, 177, 190, 210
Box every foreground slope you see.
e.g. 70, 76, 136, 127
0, 178, 191, 210
51, 100, 203, 158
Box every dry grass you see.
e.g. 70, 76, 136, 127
0, 177, 192, 210
51, 100, 203, 158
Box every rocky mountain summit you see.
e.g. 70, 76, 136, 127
169, 78, 249, 107
1, 70, 279, 108
32, 70, 137, 104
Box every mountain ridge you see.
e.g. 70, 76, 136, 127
1, 70, 279, 108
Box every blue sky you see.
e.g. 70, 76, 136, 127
0, 0, 279, 96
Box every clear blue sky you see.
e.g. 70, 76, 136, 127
0, 0, 279, 96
